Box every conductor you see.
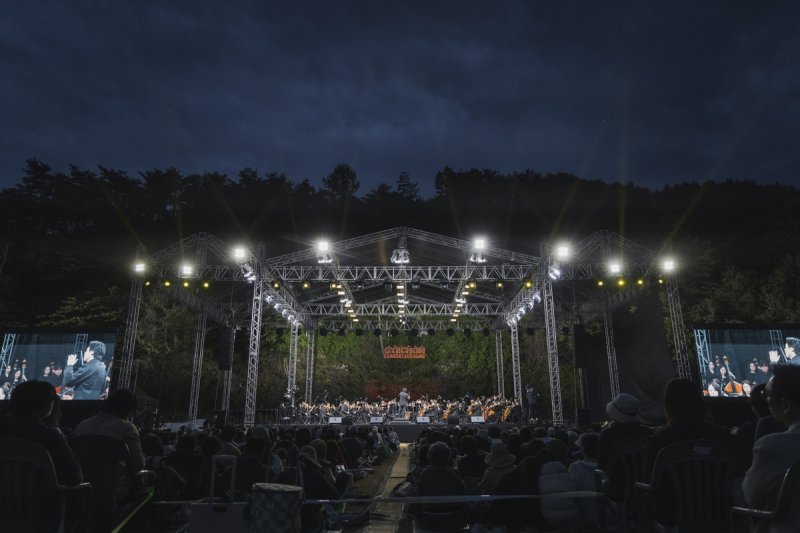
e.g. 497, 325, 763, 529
63, 340, 107, 400
398, 387, 410, 412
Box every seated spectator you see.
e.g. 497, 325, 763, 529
339, 426, 365, 469
597, 392, 652, 470
72, 388, 145, 501
478, 441, 516, 494
732, 382, 786, 468
218, 436, 269, 497
742, 364, 800, 527
456, 434, 487, 479
217, 424, 241, 457
141, 432, 185, 501
298, 445, 347, 532
0, 380, 81, 486
410, 441, 467, 522
165, 433, 206, 499
569, 432, 603, 529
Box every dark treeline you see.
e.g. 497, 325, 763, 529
1, 158, 799, 419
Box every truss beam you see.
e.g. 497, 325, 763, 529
187, 312, 207, 429
509, 323, 522, 404
495, 331, 505, 398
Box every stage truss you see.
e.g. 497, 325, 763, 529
120, 227, 689, 426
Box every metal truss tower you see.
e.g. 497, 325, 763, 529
509, 323, 522, 404
304, 330, 316, 404
542, 276, 564, 424
187, 312, 207, 429
221, 329, 235, 412
666, 277, 692, 380
244, 276, 265, 428
602, 297, 621, 399
287, 322, 299, 406
119, 244, 146, 389
495, 330, 505, 398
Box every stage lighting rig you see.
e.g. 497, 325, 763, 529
316, 240, 333, 264
469, 237, 487, 263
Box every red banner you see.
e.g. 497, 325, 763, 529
383, 345, 426, 359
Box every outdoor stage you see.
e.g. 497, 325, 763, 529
276, 421, 515, 443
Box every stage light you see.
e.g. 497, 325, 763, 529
338, 328, 346, 336
440, 280, 450, 289
474, 237, 486, 250
427, 328, 436, 336
163, 280, 172, 287
450, 318, 457, 322
461, 290, 470, 296
463, 328, 471, 337
617, 278, 626, 287
390, 328, 399, 336
182, 281, 190, 288
384, 279, 393, 294
202, 280, 210, 289
662, 259, 676, 273
658, 277, 664, 284
470, 238, 487, 263
483, 327, 491, 336
355, 328, 364, 336
330, 282, 338, 290
274, 303, 282, 310
180, 264, 194, 278
636, 279, 645, 286
391, 247, 410, 264
144, 280, 151, 287
556, 244, 570, 259
467, 280, 477, 290
597, 280, 604, 287
548, 264, 562, 280
373, 328, 382, 336
316, 240, 333, 264
608, 262, 622, 275
410, 328, 419, 337
411, 278, 421, 290
319, 327, 328, 336
272, 281, 280, 290
531, 292, 542, 305
233, 247, 247, 262
495, 280, 504, 289
281, 309, 289, 317
354, 281, 365, 289
344, 301, 352, 307
301, 281, 311, 289
446, 328, 455, 336
134, 262, 146, 274
523, 279, 533, 289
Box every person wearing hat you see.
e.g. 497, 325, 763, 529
597, 392, 652, 471
478, 441, 516, 493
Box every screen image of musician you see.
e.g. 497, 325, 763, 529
0, 331, 116, 401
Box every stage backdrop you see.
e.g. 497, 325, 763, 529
573, 291, 675, 424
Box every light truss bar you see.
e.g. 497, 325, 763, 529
188, 312, 207, 430
542, 277, 563, 425
602, 298, 621, 399
495, 330, 505, 398
666, 277, 691, 380
267, 264, 536, 282
287, 322, 299, 406
695, 328, 710, 384
244, 277, 265, 428
0, 333, 16, 370
405, 228, 539, 265
509, 323, 522, 404
304, 330, 315, 404
265, 228, 405, 266
119, 244, 146, 389
220, 328, 235, 412
304, 302, 503, 316
316, 319, 492, 332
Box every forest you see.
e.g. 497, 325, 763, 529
1, 159, 799, 421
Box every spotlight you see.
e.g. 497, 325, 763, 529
617, 278, 626, 287
134, 262, 146, 274
355, 328, 364, 336
548, 264, 562, 281
482, 327, 491, 336
522, 279, 533, 289
144, 280, 151, 287
163, 280, 172, 287
338, 328, 346, 336
410, 328, 419, 337
608, 262, 622, 275
446, 328, 455, 337
658, 277, 665, 284
182, 281, 190, 288
330, 282, 338, 290
373, 328, 382, 336
467, 280, 477, 290
636, 279, 645, 286
463, 328, 471, 337
556, 244, 570, 259
319, 327, 328, 336
662, 259, 676, 273
233, 247, 247, 261
272, 281, 280, 289
202, 280, 210, 289
427, 328, 436, 336
180, 264, 194, 278
301, 280, 311, 289
354, 281, 365, 290
597, 280, 605, 287
495, 280, 504, 289
390, 328, 399, 336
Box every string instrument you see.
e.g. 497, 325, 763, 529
723, 379, 744, 396
501, 405, 512, 422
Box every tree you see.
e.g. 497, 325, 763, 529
322, 163, 360, 201
396, 171, 420, 201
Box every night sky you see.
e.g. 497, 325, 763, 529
2, 1, 799, 197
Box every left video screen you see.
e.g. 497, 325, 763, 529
0, 331, 117, 401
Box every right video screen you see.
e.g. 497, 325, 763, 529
693, 326, 800, 398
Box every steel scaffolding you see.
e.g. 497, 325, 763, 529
305, 330, 316, 403
666, 277, 692, 380
495, 330, 505, 398
187, 312, 207, 429
509, 323, 522, 404
221, 328, 235, 412
287, 322, 299, 406
119, 244, 146, 389
542, 276, 564, 424
244, 276, 265, 428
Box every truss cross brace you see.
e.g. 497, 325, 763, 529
495, 331, 505, 398
188, 312, 207, 429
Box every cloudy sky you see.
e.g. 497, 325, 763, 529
2, 1, 798, 196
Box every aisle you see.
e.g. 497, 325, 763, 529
361, 443, 412, 533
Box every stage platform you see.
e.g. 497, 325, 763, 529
273, 421, 514, 443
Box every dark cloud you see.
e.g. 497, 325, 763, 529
1, 0, 798, 197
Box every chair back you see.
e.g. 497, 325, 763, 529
769, 460, 800, 530
416, 508, 468, 532
0, 437, 63, 533
70, 434, 130, 531
605, 435, 651, 502
648, 439, 740, 532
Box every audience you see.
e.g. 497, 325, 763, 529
597, 392, 652, 470
478, 441, 516, 493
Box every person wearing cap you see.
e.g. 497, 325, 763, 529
597, 392, 652, 470
478, 441, 516, 493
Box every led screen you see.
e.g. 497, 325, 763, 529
693, 326, 800, 398
0, 331, 117, 401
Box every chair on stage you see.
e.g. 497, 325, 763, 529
634, 439, 740, 533
731, 460, 800, 533
70, 435, 153, 533
594, 435, 651, 532
0, 437, 91, 533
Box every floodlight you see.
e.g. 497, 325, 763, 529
636, 279, 645, 286
317, 240, 329, 252
180, 264, 194, 278
495, 280, 504, 289
134, 262, 146, 274
316, 240, 333, 264
474, 238, 486, 250
391, 248, 410, 264
202, 281, 210, 289
163, 280, 171, 287
548, 264, 562, 281
608, 262, 622, 275
467, 280, 477, 289
556, 244, 570, 259
301, 281, 311, 289
144, 280, 151, 287
522, 279, 533, 289
662, 259, 676, 273
617, 278, 626, 287
597, 280, 604, 287
272, 281, 280, 289
182, 281, 190, 288
233, 247, 247, 261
